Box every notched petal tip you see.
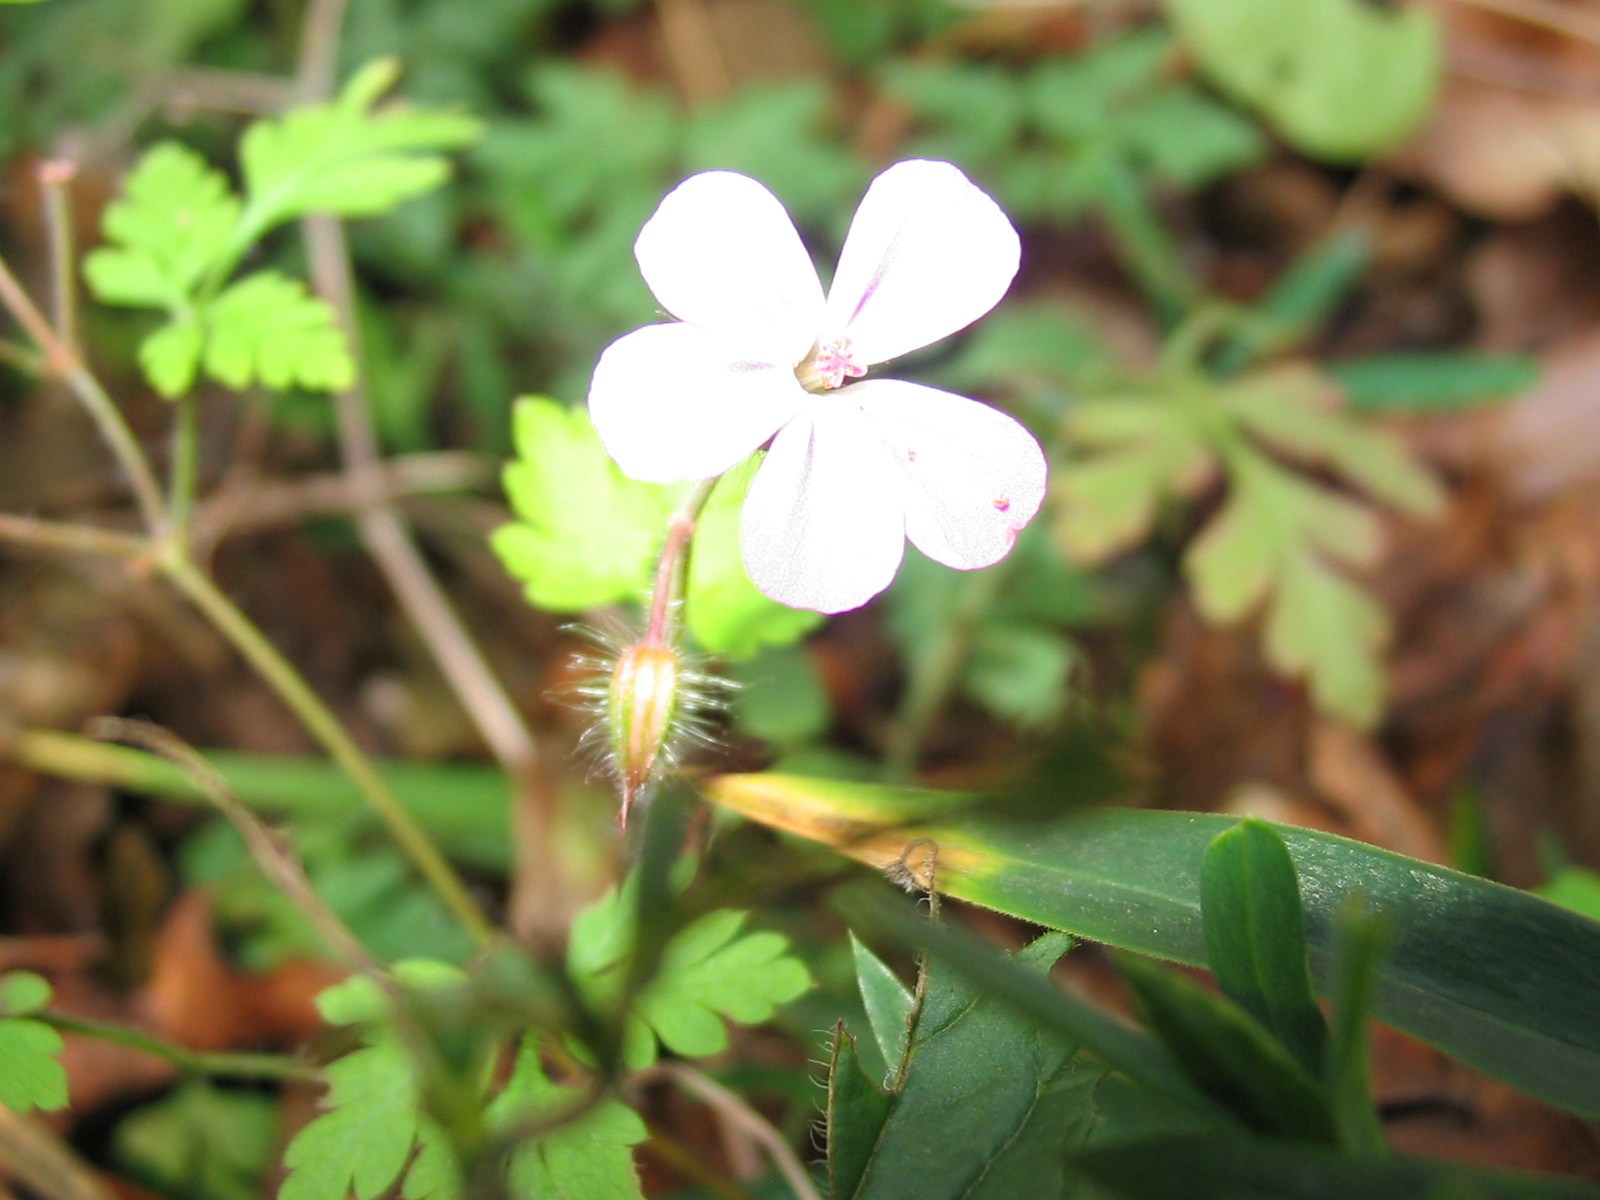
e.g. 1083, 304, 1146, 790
634, 171, 824, 364
823, 159, 1022, 368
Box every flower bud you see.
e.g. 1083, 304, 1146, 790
607, 643, 680, 827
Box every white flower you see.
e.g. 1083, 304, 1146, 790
588, 159, 1047, 614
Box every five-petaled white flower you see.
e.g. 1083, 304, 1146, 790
588, 159, 1047, 614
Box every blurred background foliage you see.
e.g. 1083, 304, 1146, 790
8, 0, 1600, 1194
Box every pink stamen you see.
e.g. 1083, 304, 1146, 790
800, 337, 867, 391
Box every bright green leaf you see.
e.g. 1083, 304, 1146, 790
1185, 451, 1387, 724
279, 1043, 420, 1200
0, 971, 51, 1016
1164, 0, 1440, 162
848, 934, 913, 1082
202, 271, 354, 393
139, 318, 204, 399
239, 57, 481, 237
84, 140, 240, 311
494, 1040, 647, 1200
0, 1017, 66, 1111
568, 886, 811, 1068
492, 397, 674, 612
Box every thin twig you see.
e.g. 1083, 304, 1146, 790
1450, 0, 1600, 47
303, 215, 540, 776
653, 0, 731, 104
0, 513, 150, 561
38, 162, 78, 352
39, 1011, 318, 1082
0, 1107, 117, 1200
87, 718, 386, 976
293, 0, 351, 103
191, 451, 493, 550
0, 252, 168, 534
155, 558, 496, 947
646, 1062, 823, 1200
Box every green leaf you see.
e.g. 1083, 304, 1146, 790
730, 643, 831, 746
280, 1043, 421, 1200
1055, 396, 1214, 562
686, 464, 825, 658
281, 962, 468, 1200
239, 58, 481, 236
1220, 366, 1445, 517
1186, 451, 1388, 725
0, 1017, 66, 1111
965, 624, 1075, 731
1201, 820, 1329, 1075
1163, 0, 1440, 162
1075, 1130, 1600, 1200
140, 318, 204, 398
1117, 953, 1335, 1142
203, 271, 355, 393
848, 934, 914, 1082
84, 140, 240, 311
705, 775, 1600, 1122
115, 1080, 278, 1200
492, 397, 674, 612
1333, 352, 1539, 414
829, 933, 1102, 1200
568, 887, 812, 1068
1325, 899, 1389, 1153
1217, 229, 1373, 373
0, 971, 51, 1016
493, 1039, 647, 1200
1537, 865, 1600, 922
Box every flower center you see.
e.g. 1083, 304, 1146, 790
796, 336, 867, 393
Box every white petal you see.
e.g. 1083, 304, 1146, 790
852, 379, 1046, 569
741, 401, 906, 613
635, 171, 824, 364
588, 323, 807, 483
823, 160, 1020, 367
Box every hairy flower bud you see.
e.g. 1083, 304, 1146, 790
608, 643, 680, 825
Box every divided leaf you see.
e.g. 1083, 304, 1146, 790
84, 141, 240, 310
279, 1043, 423, 1200
567, 886, 812, 1068
493, 1040, 647, 1200
0, 971, 66, 1112
0, 1018, 67, 1112
204, 272, 355, 394
493, 397, 675, 612
492, 400, 821, 656
239, 58, 481, 235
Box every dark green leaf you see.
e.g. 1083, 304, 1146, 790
1201, 820, 1328, 1074
1333, 352, 1538, 413
848, 934, 914, 1082
1075, 1131, 1600, 1199
1325, 899, 1388, 1153
829, 931, 1103, 1200
1117, 953, 1334, 1142
707, 776, 1600, 1121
